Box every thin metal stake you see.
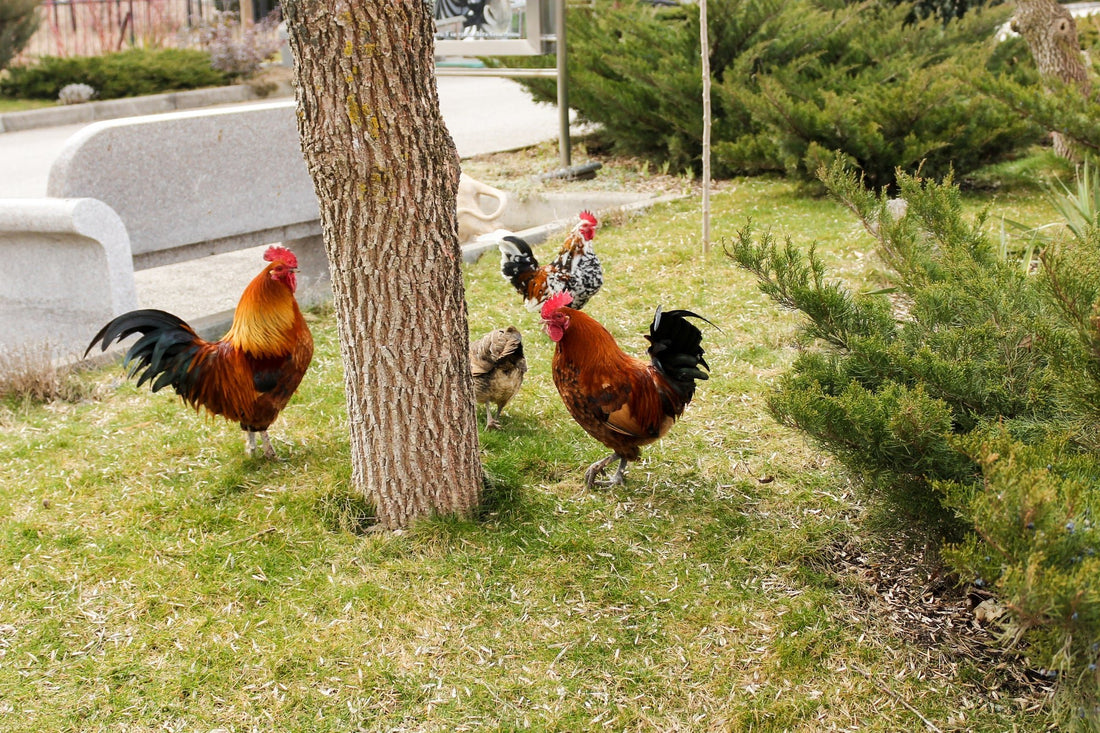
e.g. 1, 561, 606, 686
701, 0, 711, 256
556, 0, 570, 168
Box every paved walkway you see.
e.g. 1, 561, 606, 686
1, 76, 574, 326
0, 76, 568, 198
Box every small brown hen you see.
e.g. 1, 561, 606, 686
470, 326, 528, 430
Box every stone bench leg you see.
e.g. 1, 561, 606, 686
0, 198, 136, 361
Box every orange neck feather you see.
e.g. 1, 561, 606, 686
225, 265, 300, 357
556, 309, 635, 370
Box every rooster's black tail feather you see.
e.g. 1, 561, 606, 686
646, 307, 715, 401
499, 235, 539, 279
86, 309, 204, 398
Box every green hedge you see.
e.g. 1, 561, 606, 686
495, 0, 1041, 188
0, 48, 231, 100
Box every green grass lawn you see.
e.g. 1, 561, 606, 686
0, 96, 56, 113
0, 153, 1067, 730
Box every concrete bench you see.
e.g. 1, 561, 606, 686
0, 198, 136, 358
0, 100, 330, 361
47, 99, 328, 298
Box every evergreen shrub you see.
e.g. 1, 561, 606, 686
496, 0, 1040, 188
892, 0, 1004, 23
0, 0, 39, 72
715, 1, 1041, 188
969, 73, 1100, 165
728, 158, 1100, 725
0, 48, 231, 100
942, 432, 1100, 727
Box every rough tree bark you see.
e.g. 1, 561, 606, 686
1011, 0, 1091, 159
281, 1, 483, 529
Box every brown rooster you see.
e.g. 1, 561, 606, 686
85, 246, 314, 459
470, 326, 528, 430
540, 291, 711, 488
499, 210, 602, 310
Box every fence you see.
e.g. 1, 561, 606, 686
26, 0, 223, 58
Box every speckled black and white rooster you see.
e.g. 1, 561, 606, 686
499, 210, 603, 311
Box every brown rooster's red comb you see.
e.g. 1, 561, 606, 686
541, 292, 573, 319
264, 245, 298, 269
579, 210, 597, 226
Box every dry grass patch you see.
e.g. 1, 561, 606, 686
0, 341, 89, 403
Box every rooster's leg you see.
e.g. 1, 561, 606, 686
245, 431, 258, 456
585, 453, 622, 489
604, 456, 629, 487
259, 431, 279, 460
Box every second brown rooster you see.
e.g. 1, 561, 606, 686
540, 292, 711, 488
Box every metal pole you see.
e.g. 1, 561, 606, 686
555, 0, 570, 168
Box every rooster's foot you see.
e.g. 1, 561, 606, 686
585, 454, 627, 489
259, 431, 285, 461
245, 430, 283, 460
483, 405, 501, 431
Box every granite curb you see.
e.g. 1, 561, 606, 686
0, 81, 294, 134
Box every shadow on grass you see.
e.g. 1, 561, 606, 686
207, 461, 266, 498
475, 411, 546, 440
478, 466, 525, 520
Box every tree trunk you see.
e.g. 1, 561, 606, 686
282, 1, 483, 529
1012, 0, 1091, 158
